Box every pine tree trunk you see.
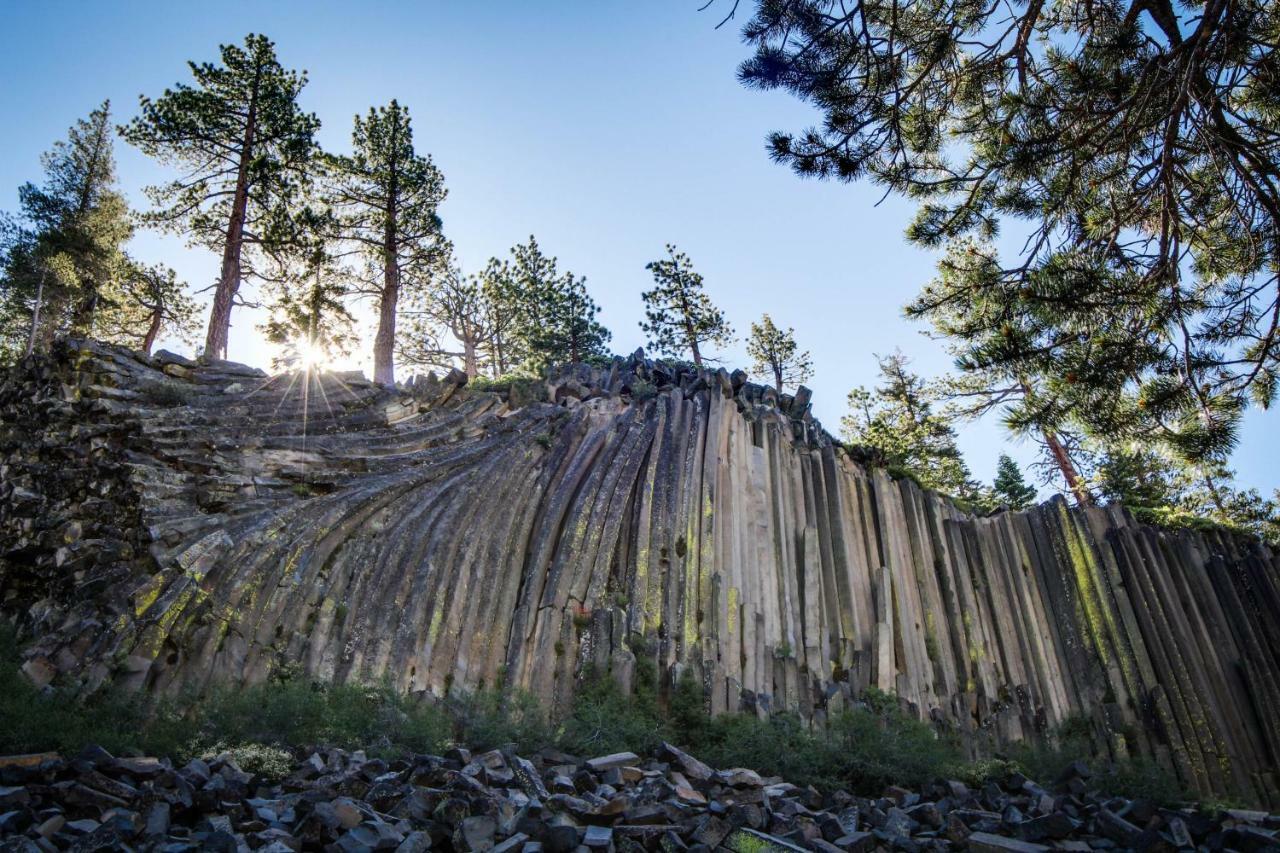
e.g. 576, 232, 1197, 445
26, 270, 46, 357
463, 338, 478, 379
773, 363, 783, 393
141, 307, 163, 355
1042, 427, 1092, 506
373, 235, 399, 385
203, 76, 259, 361
372, 124, 400, 386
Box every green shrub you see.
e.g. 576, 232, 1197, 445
205, 742, 294, 782
628, 379, 658, 402
559, 667, 668, 756
141, 380, 194, 407
453, 688, 551, 753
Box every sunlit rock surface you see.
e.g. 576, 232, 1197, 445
1, 339, 1278, 806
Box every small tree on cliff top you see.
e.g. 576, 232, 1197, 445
991, 454, 1037, 511
123, 34, 319, 360
640, 244, 733, 368
747, 313, 812, 393
842, 351, 977, 497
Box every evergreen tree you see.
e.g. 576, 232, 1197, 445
325, 100, 447, 384
841, 352, 977, 497
399, 262, 501, 379
746, 313, 812, 393
1095, 444, 1280, 545
924, 242, 1096, 505
482, 237, 611, 372
123, 34, 319, 360
727, 0, 1280, 465
640, 245, 733, 367
0, 101, 132, 358
258, 207, 356, 371
94, 261, 199, 355
991, 454, 1037, 510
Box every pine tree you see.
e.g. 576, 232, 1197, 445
991, 454, 1037, 510
746, 313, 812, 393
481, 237, 610, 372
258, 207, 355, 371
728, 0, 1280, 466
640, 245, 733, 367
399, 262, 501, 379
0, 101, 132, 357
841, 352, 977, 497
922, 242, 1095, 505
1095, 444, 1280, 545
94, 261, 199, 355
325, 100, 447, 384
123, 34, 319, 360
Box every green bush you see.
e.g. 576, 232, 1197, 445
141, 380, 193, 407
559, 666, 668, 756
0, 628, 1208, 806
452, 688, 551, 753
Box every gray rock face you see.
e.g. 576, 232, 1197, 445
2, 340, 1280, 807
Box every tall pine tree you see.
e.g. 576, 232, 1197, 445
992, 454, 1038, 510
0, 101, 132, 358
640, 245, 733, 367
325, 100, 447, 384
481, 237, 610, 372
123, 34, 319, 360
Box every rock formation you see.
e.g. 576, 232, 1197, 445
4, 740, 1278, 851
1, 340, 1278, 807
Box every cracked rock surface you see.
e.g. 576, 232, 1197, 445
1, 340, 1278, 807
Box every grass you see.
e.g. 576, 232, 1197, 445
0, 627, 1204, 805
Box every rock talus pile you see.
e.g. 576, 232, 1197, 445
1, 341, 1278, 807
1, 743, 1278, 852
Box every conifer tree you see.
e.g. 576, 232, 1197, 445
123, 34, 319, 360
95, 261, 198, 355
399, 262, 501, 379
0, 101, 132, 357
923, 242, 1095, 505
482, 237, 610, 372
258, 207, 356, 371
1095, 444, 1280, 545
746, 313, 812, 393
992, 454, 1037, 510
325, 100, 447, 384
640, 245, 733, 367
727, 0, 1280, 465
841, 352, 977, 497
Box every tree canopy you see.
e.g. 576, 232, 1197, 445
841, 351, 978, 498
1, 101, 131, 360
747, 313, 813, 393
122, 33, 319, 359
641, 245, 734, 367
726, 0, 1280, 467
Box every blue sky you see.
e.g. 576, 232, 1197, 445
1, 2, 1275, 495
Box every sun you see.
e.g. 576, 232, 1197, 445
294, 338, 330, 372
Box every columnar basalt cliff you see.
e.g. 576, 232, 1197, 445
2, 340, 1278, 806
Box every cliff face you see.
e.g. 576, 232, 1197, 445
1, 340, 1278, 806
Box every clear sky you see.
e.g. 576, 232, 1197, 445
1, 2, 1274, 496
